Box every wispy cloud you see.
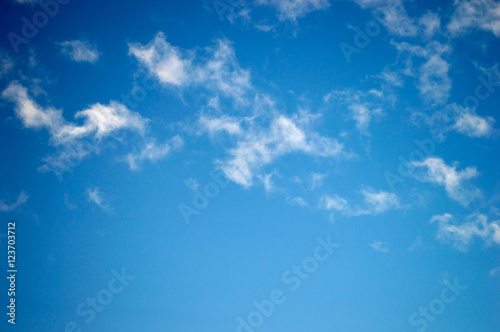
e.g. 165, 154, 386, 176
430, 213, 500, 251
412, 157, 481, 206
320, 187, 402, 216
351, 0, 418, 37
448, 0, 500, 37
129, 33, 252, 103
1, 81, 150, 174
413, 104, 495, 138
0, 191, 28, 212
255, 0, 331, 21
489, 266, 500, 277
311, 172, 328, 190
287, 196, 308, 207
324, 88, 386, 133
207, 111, 347, 187
408, 236, 427, 251
57, 40, 100, 63
86, 187, 111, 212
370, 240, 390, 253
393, 40, 452, 105
126, 136, 184, 170
0, 50, 14, 78
197, 114, 244, 136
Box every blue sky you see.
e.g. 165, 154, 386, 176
0, 0, 500, 331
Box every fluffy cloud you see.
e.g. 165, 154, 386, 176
128, 33, 191, 86
320, 187, 402, 216
320, 194, 350, 211
430, 213, 500, 251
1, 81, 154, 174
57, 40, 100, 64
448, 0, 500, 37
129, 33, 252, 103
0, 191, 28, 212
412, 157, 481, 206
453, 108, 495, 137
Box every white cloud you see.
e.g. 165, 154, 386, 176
452, 108, 495, 137
419, 11, 441, 38
64, 193, 76, 210
430, 213, 500, 251
2, 82, 146, 141
1, 81, 150, 174
412, 157, 481, 206
370, 240, 390, 253
351, 0, 418, 37
86, 187, 111, 211
184, 178, 199, 191
320, 194, 350, 211
254, 0, 331, 21
57, 40, 100, 64
197, 114, 243, 136
393, 41, 452, 105
212, 111, 347, 187
413, 104, 495, 138
0, 191, 28, 212
448, 0, 500, 37
126, 136, 183, 170
350, 104, 374, 131
311, 172, 328, 190
0, 51, 14, 78
128, 32, 191, 86
288, 196, 308, 206
490, 266, 500, 277
324, 88, 386, 133
77, 102, 146, 138
2, 81, 65, 132
129, 33, 252, 103
360, 187, 401, 214
320, 187, 401, 216
408, 236, 425, 251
